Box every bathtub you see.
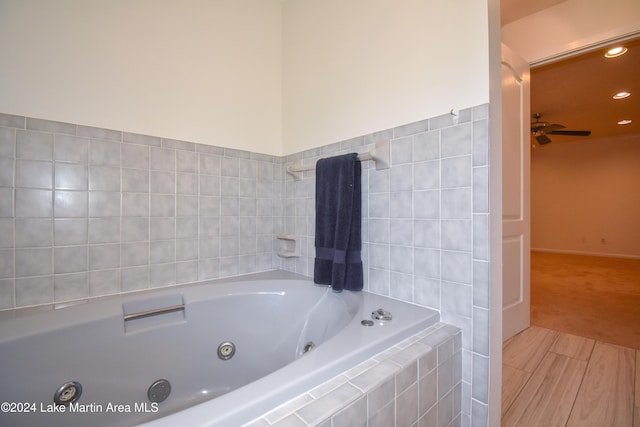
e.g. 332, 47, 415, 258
0, 272, 439, 427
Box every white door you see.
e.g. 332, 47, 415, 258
502, 43, 531, 341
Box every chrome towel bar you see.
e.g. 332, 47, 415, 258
123, 304, 185, 322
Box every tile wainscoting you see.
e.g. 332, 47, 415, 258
0, 112, 281, 308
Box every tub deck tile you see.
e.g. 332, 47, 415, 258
389, 341, 432, 366
350, 359, 401, 393
271, 413, 307, 427
308, 374, 349, 399
264, 393, 314, 425
343, 357, 377, 379
372, 344, 403, 361
243, 417, 270, 427
296, 382, 363, 426
244, 322, 462, 427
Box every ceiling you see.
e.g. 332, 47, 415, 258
530, 37, 640, 145
501, 0, 640, 145
500, 0, 566, 26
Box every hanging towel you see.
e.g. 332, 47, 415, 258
314, 153, 363, 291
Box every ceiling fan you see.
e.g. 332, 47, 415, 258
531, 113, 591, 144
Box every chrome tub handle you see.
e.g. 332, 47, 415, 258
123, 304, 184, 322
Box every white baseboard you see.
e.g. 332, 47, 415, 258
531, 247, 640, 260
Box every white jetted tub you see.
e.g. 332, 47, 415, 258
0, 272, 439, 427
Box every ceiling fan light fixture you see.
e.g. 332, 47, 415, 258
617, 119, 632, 125
604, 46, 628, 58
535, 132, 552, 145
612, 91, 631, 99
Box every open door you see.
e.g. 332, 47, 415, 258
502, 43, 531, 341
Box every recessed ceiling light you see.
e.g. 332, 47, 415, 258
613, 91, 631, 99
605, 46, 628, 58
617, 119, 632, 125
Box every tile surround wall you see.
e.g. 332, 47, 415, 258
0, 112, 279, 309
279, 104, 490, 426
0, 105, 490, 426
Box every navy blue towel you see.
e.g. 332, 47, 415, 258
313, 153, 363, 291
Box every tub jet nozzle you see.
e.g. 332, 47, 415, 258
217, 341, 236, 360
53, 381, 82, 406
147, 379, 171, 403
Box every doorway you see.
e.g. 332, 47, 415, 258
528, 35, 640, 349
498, 4, 640, 424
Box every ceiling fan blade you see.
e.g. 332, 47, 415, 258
548, 130, 591, 136
531, 122, 564, 132
535, 133, 552, 144
545, 124, 565, 132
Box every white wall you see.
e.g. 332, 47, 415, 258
281, 0, 491, 154
502, 0, 640, 63
531, 135, 640, 258
0, 0, 283, 155
1, 1, 493, 157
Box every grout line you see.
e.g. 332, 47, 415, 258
564, 337, 592, 426
500, 365, 530, 418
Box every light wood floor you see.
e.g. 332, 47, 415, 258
503, 252, 640, 426
502, 326, 639, 426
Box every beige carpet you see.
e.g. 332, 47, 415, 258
531, 251, 640, 350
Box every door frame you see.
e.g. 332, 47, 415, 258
501, 44, 531, 341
